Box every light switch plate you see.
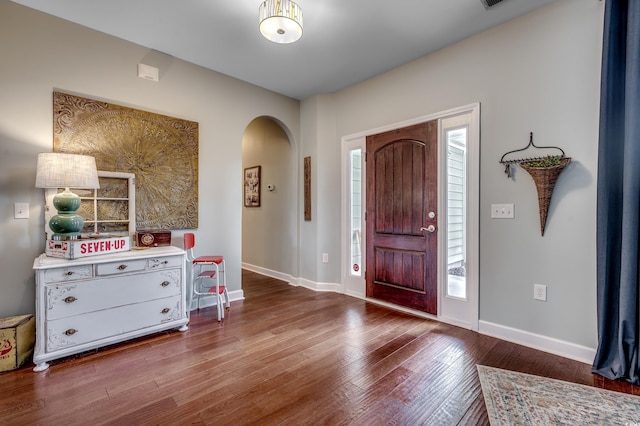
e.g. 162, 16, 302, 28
491, 203, 514, 219
14, 203, 29, 219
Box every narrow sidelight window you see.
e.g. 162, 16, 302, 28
446, 127, 467, 299
350, 149, 362, 277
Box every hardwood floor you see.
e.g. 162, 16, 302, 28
2, 270, 638, 425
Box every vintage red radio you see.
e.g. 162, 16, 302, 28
136, 231, 172, 247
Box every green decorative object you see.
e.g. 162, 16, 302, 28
49, 189, 85, 238
520, 154, 562, 168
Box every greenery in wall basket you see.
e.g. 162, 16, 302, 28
520, 155, 563, 168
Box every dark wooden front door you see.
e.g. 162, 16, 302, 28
365, 121, 438, 314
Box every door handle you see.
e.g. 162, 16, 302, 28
420, 225, 436, 233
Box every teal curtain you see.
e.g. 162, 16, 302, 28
592, 0, 640, 385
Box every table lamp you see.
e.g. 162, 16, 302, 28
35, 152, 100, 240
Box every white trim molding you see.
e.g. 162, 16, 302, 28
188, 289, 244, 312
242, 262, 293, 284
242, 262, 342, 292
479, 320, 596, 365
295, 277, 342, 293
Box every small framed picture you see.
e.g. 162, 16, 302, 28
244, 165, 261, 207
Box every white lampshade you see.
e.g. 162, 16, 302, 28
259, 0, 303, 44
35, 153, 100, 189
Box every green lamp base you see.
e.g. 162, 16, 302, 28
49, 189, 84, 240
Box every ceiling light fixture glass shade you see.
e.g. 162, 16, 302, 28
259, 0, 303, 44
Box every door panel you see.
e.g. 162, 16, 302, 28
366, 121, 438, 314
373, 247, 425, 291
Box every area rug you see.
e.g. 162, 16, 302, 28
477, 365, 640, 425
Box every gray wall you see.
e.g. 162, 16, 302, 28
0, 2, 300, 317
298, 95, 338, 283
300, 0, 602, 348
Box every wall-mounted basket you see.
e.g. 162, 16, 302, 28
499, 132, 571, 236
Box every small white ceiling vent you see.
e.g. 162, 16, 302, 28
480, 0, 507, 10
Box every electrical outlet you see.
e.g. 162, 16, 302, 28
322, 253, 329, 263
491, 203, 514, 219
534, 284, 547, 301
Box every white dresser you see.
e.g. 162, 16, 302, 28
32, 246, 189, 372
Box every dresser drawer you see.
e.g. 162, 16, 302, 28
45, 295, 183, 352
96, 259, 147, 276
43, 264, 93, 284
148, 256, 183, 270
45, 268, 182, 320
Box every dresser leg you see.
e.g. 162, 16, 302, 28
179, 324, 188, 332
33, 362, 50, 372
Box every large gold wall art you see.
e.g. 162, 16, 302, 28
53, 91, 199, 230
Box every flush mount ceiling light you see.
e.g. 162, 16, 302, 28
259, 0, 303, 44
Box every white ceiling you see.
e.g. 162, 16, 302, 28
11, 0, 557, 100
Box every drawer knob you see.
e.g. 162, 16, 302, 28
161, 308, 170, 314
64, 296, 77, 303
65, 271, 75, 276
117, 264, 128, 270
161, 281, 170, 287
64, 328, 77, 336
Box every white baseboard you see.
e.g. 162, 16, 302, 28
242, 262, 293, 284
242, 262, 342, 292
479, 320, 596, 365
294, 277, 342, 292
188, 289, 244, 311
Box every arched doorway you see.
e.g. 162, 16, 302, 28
241, 117, 295, 279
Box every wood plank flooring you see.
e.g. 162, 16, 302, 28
1, 270, 638, 425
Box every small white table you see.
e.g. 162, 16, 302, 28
32, 246, 189, 372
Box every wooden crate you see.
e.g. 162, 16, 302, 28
46, 236, 131, 259
0, 315, 35, 372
